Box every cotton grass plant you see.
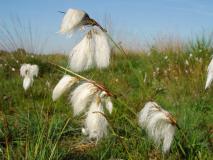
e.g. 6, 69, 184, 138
59, 9, 89, 35
1, 7, 212, 159
82, 93, 109, 143
138, 101, 179, 153
69, 31, 96, 72
50, 63, 139, 158
69, 28, 111, 72
1, 41, 212, 159
58, 8, 184, 154
70, 82, 98, 116
59, 8, 128, 72
52, 64, 114, 142
20, 63, 39, 90
59, 8, 106, 36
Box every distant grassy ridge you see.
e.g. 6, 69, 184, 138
0, 36, 212, 159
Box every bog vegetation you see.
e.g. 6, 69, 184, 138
0, 34, 212, 159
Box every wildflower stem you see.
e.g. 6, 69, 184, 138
93, 22, 128, 56
49, 62, 116, 98
105, 32, 128, 56
93, 21, 107, 33
102, 28, 143, 91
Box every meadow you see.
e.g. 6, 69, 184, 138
0, 37, 212, 160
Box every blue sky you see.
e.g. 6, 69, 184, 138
0, 0, 213, 53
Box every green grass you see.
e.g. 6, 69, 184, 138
0, 40, 212, 160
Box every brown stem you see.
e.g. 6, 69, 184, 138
152, 103, 180, 129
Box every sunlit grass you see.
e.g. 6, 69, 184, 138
0, 36, 213, 159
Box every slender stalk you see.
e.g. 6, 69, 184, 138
49, 62, 116, 98
96, 24, 145, 93
105, 32, 128, 56
92, 20, 128, 57
50, 62, 91, 82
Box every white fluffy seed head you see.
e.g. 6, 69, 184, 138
69, 28, 111, 72
23, 76, 33, 91
205, 58, 213, 89
69, 31, 95, 72
83, 95, 108, 142
162, 124, 176, 153
99, 91, 113, 114
59, 8, 88, 35
20, 64, 39, 90
138, 101, 176, 153
20, 64, 39, 78
52, 75, 78, 101
93, 28, 111, 68
70, 82, 98, 116
104, 97, 113, 114
147, 112, 170, 144
20, 64, 31, 77
30, 65, 39, 77
138, 102, 159, 128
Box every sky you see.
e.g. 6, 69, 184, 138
0, 0, 213, 53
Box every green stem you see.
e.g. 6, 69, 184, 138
105, 32, 128, 57
102, 28, 144, 91
49, 62, 115, 98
